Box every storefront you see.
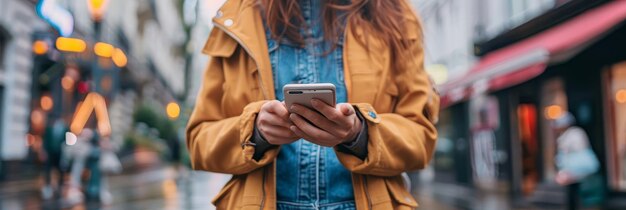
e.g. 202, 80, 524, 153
438, 1, 626, 208
433, 102, 472, 185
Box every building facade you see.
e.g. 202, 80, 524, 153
430, 0, 626, 208
0, 0, 48, 161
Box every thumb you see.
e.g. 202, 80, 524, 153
339, 104, 354, 116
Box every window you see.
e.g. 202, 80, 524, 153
0, 31, 7, 68
605, 62, 626, 191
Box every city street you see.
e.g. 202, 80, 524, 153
1, 0, 626, 209
0, 165, 588, 210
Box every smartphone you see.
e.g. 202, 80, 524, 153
283, 83, 336, 110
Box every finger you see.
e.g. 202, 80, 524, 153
289, 125, 314, 142
290, 126, 335, 147
260, 125, 299, 139
291, 104, 351, 139
270, 102, 290, 119
310, 99, 351, 126
262, 101, 290, 121
261, 113, 293, 128
289, 113, 335, 142
338, 103, 355, 116
290, 104, 337, 132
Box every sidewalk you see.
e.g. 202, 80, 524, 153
0, 165, 231, 210
413, 181, 516, 210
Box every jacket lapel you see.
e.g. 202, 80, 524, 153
212, 0, 276, 100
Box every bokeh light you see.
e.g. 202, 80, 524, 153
61, 76, 75, 91
55, 37, 86, 53
544, 105, 563, 120
166, 102, 180, 119
112, 48, 127, 67
32, 40, 48, 55
40, 95, 53, 111
94, 42, 114, 58
65, 132, 77, 145
616, 89, 626, 103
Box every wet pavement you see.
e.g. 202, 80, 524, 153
0, 166, 230, 210
0, 166, 595, 210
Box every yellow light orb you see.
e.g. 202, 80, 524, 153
32, 40, 48, 55
544, 105, 563, 120
166, 102, 180, 119
616, 89, 626, 104
41, 95, 54, 111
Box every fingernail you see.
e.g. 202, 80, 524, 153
290, 126, 296, 131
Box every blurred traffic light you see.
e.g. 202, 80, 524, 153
56, 37, 86, 53
94, 42, 114, 58
77, 81, 90, 94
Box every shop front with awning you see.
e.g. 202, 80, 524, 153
436, 1, 626, 207
439, 0, 626, 107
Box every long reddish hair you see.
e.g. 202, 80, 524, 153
260, 0, 419, 71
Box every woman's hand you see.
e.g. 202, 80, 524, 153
256, 100, 300, 145
289, 99, 362, 147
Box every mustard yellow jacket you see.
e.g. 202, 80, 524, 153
186, 0, 439, 209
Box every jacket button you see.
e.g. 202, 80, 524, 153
224, 19, 234, 27
368, 111, 377, 119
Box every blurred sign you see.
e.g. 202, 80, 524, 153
55, 37, 86, 53
36, 0, 74, 37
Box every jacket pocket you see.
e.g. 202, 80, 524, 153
378, 82, 399, 113
385, 178, 418, 208
211, 178, 238, 208
202, 28, 238, 57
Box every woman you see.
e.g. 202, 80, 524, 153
186, 0, 439, 209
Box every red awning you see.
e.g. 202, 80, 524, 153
439, 0, 626, 107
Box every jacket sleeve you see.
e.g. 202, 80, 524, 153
334, 12, 439, 176
185, 52, 279, 175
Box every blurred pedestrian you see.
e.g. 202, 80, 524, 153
62, 128, 94, 207
552, 112, 599, 210
186, 0, 440, 209
41, 118, 69, 200
63, 127, 120, 207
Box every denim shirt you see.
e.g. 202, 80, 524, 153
266, 0, 356, 209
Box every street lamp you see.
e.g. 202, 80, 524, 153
87, 0, 109, 21
56, 37, 86, 53
111, 48, 127, 67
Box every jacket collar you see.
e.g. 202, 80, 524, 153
212, 0, 276, 100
